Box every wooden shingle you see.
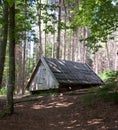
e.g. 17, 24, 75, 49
44, 57, 104, 86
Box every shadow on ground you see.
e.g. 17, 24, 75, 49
0, 94, 118, 130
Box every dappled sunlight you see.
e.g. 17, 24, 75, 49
87, 118, 103, 126
49, 119, 79, 129
32, 101, 73, 110
32, 104, 53, 109
0, 93, 116, 130
66, 126, 74, 129
55, 102, 73, 108
14, 95, 117, 130
15, 104, 26, 108
48, 118, 108, 130
115, 120, 118, 124
31, 94, 74, 110
70, 120, 77, 124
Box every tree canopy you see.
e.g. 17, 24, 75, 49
70, 0, 118, 49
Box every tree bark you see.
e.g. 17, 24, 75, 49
56, 0, 62, 59
63, 0, 67, 60
6, 2, 15, 114
0, 2, 8, 89
37, 0, 42, 60
21, 0, 27, 95
105, 41, 111, 69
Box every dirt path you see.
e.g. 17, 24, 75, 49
0, 94, 118, 130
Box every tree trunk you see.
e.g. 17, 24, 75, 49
21, 39, 26, 95
63, 0, 67, 60
56, 0, 62, 59
82, 27, 86, 63
75, 28, 79, 61
21, 0, 27, 95
6, 2, 15, 114
72, 31, 75, 61
0, 2, 8, 89
67, 30, 72, 60
38, 0, 42, 59
52, 33, 56, 58
105, 41, 111, 69
15, 45, 22, 94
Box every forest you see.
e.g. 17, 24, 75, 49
0, 0, 118, 129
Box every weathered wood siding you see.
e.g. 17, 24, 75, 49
30, 63, 58, 91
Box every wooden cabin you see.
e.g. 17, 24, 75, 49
26, 56, 104, 92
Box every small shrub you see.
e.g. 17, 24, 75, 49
82, 69, 118, 106
0, 87, 7, 96
97, 70, 118, 103
99, 69, 118, 82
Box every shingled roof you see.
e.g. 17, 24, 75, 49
26, 57, 104, 90
44, 57, 103, 86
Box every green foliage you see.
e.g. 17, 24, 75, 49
43, 25, 56, 34
15, 0, 38, 44
70, 0, 118, 50
46, 43, 52, 57
82, 69, 118, 106
99, 69, 118, 81
97, 69, 118, 103
37, 2, 67, 34
37, 3, 58, 34
99, 69, 113, 80
0, 87, 7, 95
5, 0, 14, 7
25, 57, 36, 79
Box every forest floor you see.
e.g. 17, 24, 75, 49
0, 90, 118, 130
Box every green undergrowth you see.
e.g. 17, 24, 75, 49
82, 90, 118, 107
0, 87, 7, 96
82, 69, 118, 107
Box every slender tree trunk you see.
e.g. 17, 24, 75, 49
72, 31, 75, 61
56, 0, 62, 59
82, 27, 86, 63
44, 0, 49, 57
80, 28, 83, 62
0, 2, 8, 89
78, 28, 81, 61
21, 40, 26, 95
94, 53, 98, 73
39, 0, 42, 58
6, 2, 15, 114
15, 45, 22, 94
63, 0, 67, 60
67, 30, 72, 60
52, 33, 56, 58
75, 28, 79, 61
63, 29, 67, 60
44, 32, 46, 56
115, 46, 118, 70
21, 0, 27, 95
105, 42, 111, 69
